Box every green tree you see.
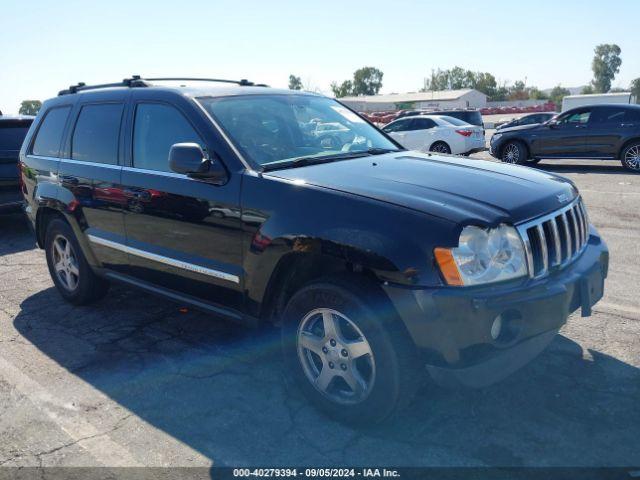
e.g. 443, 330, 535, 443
330, 80, 354, 98
549, 85, 571, 111
507, 80, 529, 100
288, 75, 303, 90
19, 100, 42, 116
591, 43, 622, 93
581, 85, 595, 94
331, 67, 384, 97
471, 72, 499, 99
528, 87, 548, 100
352, 67, 384, 96
630, 78, 640, 103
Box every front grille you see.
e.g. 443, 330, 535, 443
517, 197, 589, 278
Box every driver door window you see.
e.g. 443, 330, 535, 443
132, 103, 204, 172
558, 110, 591, 126
384, 120, 411, 133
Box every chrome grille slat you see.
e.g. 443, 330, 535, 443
559, 212, 571, 261
535, 224, 548, 275
548, 219, 562, 266
574, 205, 584, 248
579, 200, 589, 243
568, 208, 579, 254
516, 197, 590, 279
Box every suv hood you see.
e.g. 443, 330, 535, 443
495, 123, 543, 134
265, 152, 578, 225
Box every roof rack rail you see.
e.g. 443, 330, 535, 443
58, 75, 266, 96
58, 75, 149, 96
144, 77, 265, 86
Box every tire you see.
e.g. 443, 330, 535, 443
429, 141, 451, 154
44, 218, 109, 305
280, 275, 422, 425
500, 141, 530, 165
621, 142, 640, 172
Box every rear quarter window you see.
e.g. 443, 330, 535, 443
31, 107, 72, 157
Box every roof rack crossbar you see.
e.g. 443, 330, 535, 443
58, 76, 266, 96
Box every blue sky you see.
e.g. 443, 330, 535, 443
1, 0, 639, 113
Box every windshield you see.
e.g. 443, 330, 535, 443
198, 94, 399, 168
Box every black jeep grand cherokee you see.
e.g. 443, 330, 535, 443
20, 77, 609, 424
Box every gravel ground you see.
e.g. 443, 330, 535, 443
0, 152, 638, 468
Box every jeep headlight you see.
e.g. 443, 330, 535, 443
435, 224, 528, 286
492, 133, 503, 142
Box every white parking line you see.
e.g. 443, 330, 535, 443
596, 302, 640, 319
580, 189, 640, 196
0, 355, 142, 466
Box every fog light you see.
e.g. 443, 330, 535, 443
490, 315, 503, 340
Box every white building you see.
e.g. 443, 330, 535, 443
339, 89, 487, 112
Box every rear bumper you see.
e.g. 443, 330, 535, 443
383, 227, 609, 387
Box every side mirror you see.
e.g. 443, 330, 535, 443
547, 119, 558, 128
169, 143, 227, 184
169, 143, 209, 174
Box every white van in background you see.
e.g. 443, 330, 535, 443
562, 92, 635, 112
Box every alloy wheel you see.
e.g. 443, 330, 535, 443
296, 308, 376, 404
503, 143, 520, 163
52, 234, 80, 292
431, 143, 450, 154
624, 145, 640, 170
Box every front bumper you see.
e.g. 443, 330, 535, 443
383, 227, 609, 387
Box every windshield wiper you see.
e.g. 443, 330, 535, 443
261, 148, 402, 172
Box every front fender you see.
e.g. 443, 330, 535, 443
240, 173, 458, 314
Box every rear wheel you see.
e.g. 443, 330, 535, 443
429, 141, 451, 154
281, 275, 422, 425
621, 142, 640, 172
45, 218, 109, 305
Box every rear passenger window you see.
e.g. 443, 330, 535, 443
71, 104, 124, 165
411, 118, 436, 130
133, 103, 204, 172
31, 107, 71, 157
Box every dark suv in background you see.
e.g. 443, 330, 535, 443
21, 77, 608, 424
496, 112, 556, 131
490, 104, 640, 171
0, 115, 34, 211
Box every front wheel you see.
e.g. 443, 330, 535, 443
281, 275, 421, 425
501, 141, 527, 164
621, 142, 640, 172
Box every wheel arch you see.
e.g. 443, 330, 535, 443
618, 137, 640, 159
257, 250, 383, 324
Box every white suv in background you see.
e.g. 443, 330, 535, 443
382, 115, 485, 155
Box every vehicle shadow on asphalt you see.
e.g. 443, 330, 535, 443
534, 162, 629, 176
13, 287, 640, 466
0, 212, 36, 256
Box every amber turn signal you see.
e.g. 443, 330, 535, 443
434, 248, 464, 286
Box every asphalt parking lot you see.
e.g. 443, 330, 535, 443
0, 152, 639, 468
